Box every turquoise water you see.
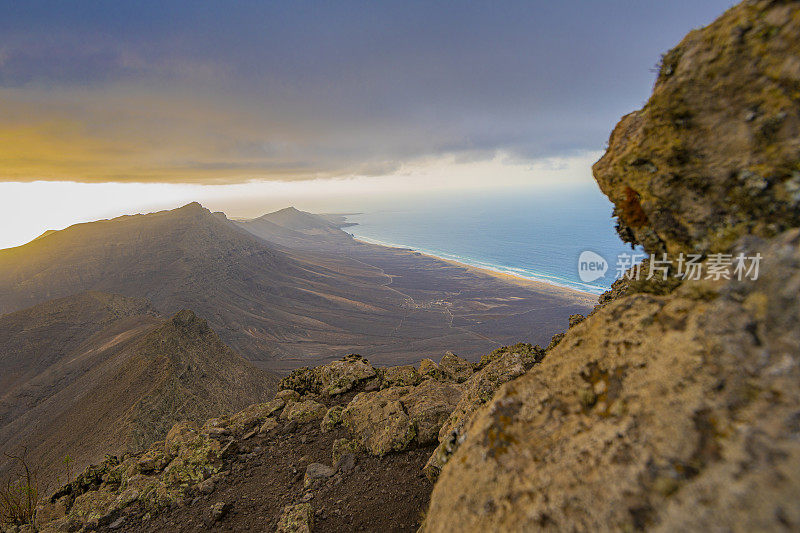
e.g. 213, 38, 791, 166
345, 186, 637, 295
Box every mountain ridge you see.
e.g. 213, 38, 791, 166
0, 203, 592, 372
0, 293, 278, 492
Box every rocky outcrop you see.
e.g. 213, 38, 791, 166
277, 503, 313, 533
593, 0, 800, 255
381, 365, 422, 388
278, 354, 376, 396
282, 400, 327, 424
342, 388, 417, 456
425, 230, 800, 531
28, 352, 477, 530
424, 2, 800, 531
341, 378, 466, 456
437, 352, 472, 383
423, 345, 541, 480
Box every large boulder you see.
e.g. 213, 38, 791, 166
342, 379, 464, 455
317, 354, 377, 395
341, 388, 416, 456
278, 354, 376, 396
424, 350, 530, 480
425, 230, 800, 531
401, 380, 463, 445
381, 364, 422, 388
593, 0, 800, 256
438, 352, 472, 383
423, 3, 800, 529
282, 400, 327, 424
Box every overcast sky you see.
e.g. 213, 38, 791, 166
0, 0, 734, 184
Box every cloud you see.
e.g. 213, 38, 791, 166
0, 1, 734, 184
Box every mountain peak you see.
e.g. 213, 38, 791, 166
170, 309, 210, 334
166, 202, 212, 218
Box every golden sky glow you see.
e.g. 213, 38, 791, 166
0, 151, 601, 250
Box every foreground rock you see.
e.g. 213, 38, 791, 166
425, 230, 800, 531
29, 352, 495, 531
423, 344, 542, 480
424, 3, 800, 530
279, 354, 376, 396
341, 378, 464, 456
593, 0, 800, 255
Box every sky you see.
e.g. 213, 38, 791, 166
0, 0, 734, 248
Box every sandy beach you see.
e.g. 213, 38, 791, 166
353, 237, 598, 306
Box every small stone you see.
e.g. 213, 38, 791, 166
259, 417, 279, 435
210, 501, 230, 522
108, 517, 126, 529
197, 478, 215, 494
304, 463, 335, 487
334, 453, 356, 474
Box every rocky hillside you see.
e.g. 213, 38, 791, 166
26, 346, 545, 532
0, 295, 277, 492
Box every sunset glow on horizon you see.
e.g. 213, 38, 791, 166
0, 151, 602, 249
0, 0, 733, 246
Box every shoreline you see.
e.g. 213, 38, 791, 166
352, 236, 600, 303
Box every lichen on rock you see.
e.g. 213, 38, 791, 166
278, 354, 377, 396
593, 0, 800, 256
437, 351, 472, 383
277, 502, 314, 533
423, 2, 800, 530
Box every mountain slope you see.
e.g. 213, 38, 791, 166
234, 206, 356, 249
0, 291, 156, 395
0, 294, 277, 490
0, 202, 407, 367
0, 203, 594, 372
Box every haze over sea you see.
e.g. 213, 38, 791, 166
346, 185, 637, 295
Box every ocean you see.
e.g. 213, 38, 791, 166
344, 185, 638, 295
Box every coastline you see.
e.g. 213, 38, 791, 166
352, 236, 600, 304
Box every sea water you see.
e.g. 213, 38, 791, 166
345, 185, 638, 295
